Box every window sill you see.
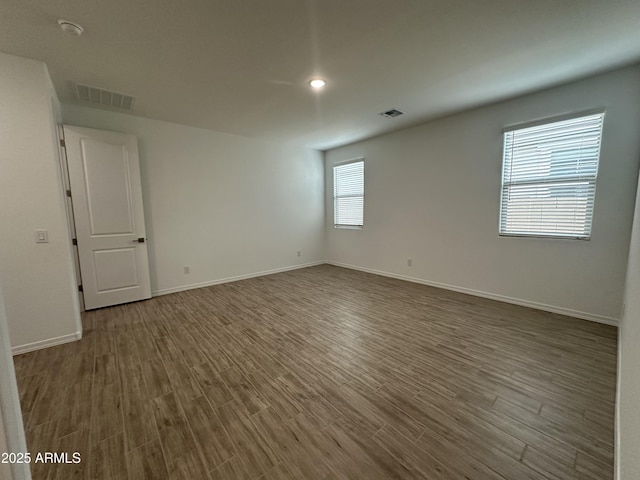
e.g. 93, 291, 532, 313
334, 225, 363, 230
499, 233, 590, 241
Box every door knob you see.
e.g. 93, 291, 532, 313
132, 238, 145, 243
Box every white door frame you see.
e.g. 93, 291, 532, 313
0, 276, 31, 480
57, 124, 84, 311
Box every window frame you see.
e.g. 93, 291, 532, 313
333, 158, 365, 229
498, 110, 605, 240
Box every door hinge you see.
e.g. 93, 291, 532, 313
78, 285, 83, 292
66, 189, 72, 197
59, 139, 66, 147
72, 238, 77, 246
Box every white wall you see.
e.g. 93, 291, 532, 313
617, 167, 640, 479
0, 276, 30, 480
0, 52, 82, 352
325, 65, 640, 324
62, 105, 325, 295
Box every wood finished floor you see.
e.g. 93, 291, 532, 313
14, 265, 617, 480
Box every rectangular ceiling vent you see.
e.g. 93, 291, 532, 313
378, 108, 404, 118
73, 83, 136, 110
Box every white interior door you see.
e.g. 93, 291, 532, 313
63, 125, 151, 310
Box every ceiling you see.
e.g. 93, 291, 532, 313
2, 0, 640, 151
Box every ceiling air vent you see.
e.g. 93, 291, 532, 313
378, 108, 404, 118
73, 83, 136, 110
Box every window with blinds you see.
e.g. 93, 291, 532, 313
333, 159, 364, 228
499, 112, 604, 239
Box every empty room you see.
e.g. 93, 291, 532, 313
1, 1, 640, 480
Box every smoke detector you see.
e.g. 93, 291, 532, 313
378, 108, 404, 118
58, 19, 84, 36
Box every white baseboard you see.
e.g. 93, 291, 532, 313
12, 331, 82, 356
152, 261, 325, 297
327, 261, 619, 327
614, 332, 622, 480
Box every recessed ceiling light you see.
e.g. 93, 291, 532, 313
58, 19, 84, 36
309, 78, 326, 89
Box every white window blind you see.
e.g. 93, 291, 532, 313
499, 112, 604, 239
334, 160, 364, 227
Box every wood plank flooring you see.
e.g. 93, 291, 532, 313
14, 265, 617, 479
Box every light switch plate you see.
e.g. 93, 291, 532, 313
35, 229, 49, 243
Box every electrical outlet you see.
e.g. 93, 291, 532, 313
407, 259, 412, 267
183, 266, 190, 275
297, 250, 301, 257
